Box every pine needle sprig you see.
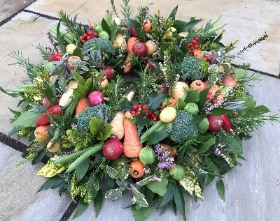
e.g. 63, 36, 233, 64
9, 51, 34, 69
237, 32, 268, 55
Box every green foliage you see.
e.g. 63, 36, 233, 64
65, 128, 95, 150
179, 56, 204, 81
168, 110, 198, 144
77, 104, 112, 131
82, 38, 116, 55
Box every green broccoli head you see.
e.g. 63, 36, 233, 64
77, 103, 112, 131
168, 110, 198, 144
179, 56, 204, 81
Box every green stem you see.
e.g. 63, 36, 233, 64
65, 143, 103, 173
140, 120, 166, 141
140, 123, 167, 144
53, 146, 92, 165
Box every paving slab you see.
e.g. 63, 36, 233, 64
0, 12, 57, 137
0, 0, 35, 23
70, 73, 280, 221
0, 142, 72, 221
26, 0, 280, 76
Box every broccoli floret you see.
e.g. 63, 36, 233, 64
77, 103, 111, 131
179, 56, 204, 81
168, 110, 198, 143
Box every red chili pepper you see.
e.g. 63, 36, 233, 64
48, 52, 63, 62
48, 105, 63, 115
220, 114, 232, 132
36, 113, 50, 126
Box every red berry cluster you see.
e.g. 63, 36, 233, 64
187, 36, 200, 55
80, 25, 98, 44
131, 104, 159, 121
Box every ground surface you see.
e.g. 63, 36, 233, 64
0, 1, 280, 220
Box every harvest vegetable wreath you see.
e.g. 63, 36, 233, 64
1, 1, 279, 220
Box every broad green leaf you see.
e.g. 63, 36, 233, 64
72, 70, 85, 86
101, 18, 111, 35
106, 165, 119, 179
93, 189, 103, 217
235, 69, 247, 79
37, 175, 64, 193
173, 20, 187, 30
216, 179, 225, 201
173, 185, 186, 221
119, 99, 132, 111
85, 78, 93, 92
132, 187, 154, 221
73, 199, 89, 218
110, 21, 119, 42
37, 158, 68, 177
185, 89, 200, 103
147, 130, 169, 145
240, 97, 256, 110
73, 86, 88, 99
11, 111, 41, 127
134, 114, 151, 133
198, 137, 216, 154
211, 107, 233, 115
177, 98, 186, 110
192, 115, 205, 125
179, 167, 203, 199
101, 124, 113, 141
198, 87, 210, 110
228, 136, 243, 154
32, 149, 47, 164
148, 92, 167, 111
45, 84, 58, 105
105, 10, 114, 25
168, 5, 178, 21
147, 175, 168, 196
203, 173, 215, 189
105, 188, 121, 200
131, 184, 149, 207
203, 156, 220, 176
182, 19, 203, 32
89, 118, 104, 135
72, 48, 83, 59
8, 126, 24, 137
252, 105, 270, 115
75, 157, 90, 183
158, 182, 176, 208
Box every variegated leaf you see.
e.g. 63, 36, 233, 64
106, 165, 118, 179
37, 158, 68, 177
179, 167, 204, 199
135, 176, 154, 187
105, 188, 122, 200
130, 184, 149, 207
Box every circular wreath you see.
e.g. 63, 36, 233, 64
2, 2, 279, 220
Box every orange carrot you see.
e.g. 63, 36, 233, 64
161, 98, 178, 109
129, 160, 145, 178
75, 98, 90, 118
123, 111, 142, 158
124, 37, 139, 73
